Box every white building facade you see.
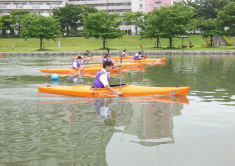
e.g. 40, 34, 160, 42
0, 0, 65, 17
69, 0, 145, 34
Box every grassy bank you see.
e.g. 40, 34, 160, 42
0, 35, 235, 52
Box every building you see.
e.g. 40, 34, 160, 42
68, 0, 173, 34
0, 0, 66, 17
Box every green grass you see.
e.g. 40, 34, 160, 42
228, 36, 235, 46
0, 35, 235, 52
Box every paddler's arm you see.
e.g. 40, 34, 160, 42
105, 85, 122, 96
112, 63, 122, 68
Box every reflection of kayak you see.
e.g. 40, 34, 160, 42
38, 84, 190, 98
124, 95, 189, 105
0, 55, 1, 58
114, 58, 166, 63
41, 71, 124, 78
41, 67, 121, 73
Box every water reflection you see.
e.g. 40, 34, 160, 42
0, 97, 186, 165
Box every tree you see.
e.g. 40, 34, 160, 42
10, 10, 30, 36
123, 11, 147, 35
142, 3, 194, 48
198, 18, 218, 46
52, 4, 82, 37
184, 0, 235, 20
83, 11, 123, 48
217, 2, 235, 37
0, 15, 14, 35
20, 13, 61, 49
80, 4, 98, 23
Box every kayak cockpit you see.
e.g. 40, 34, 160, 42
90, 84, 127, 89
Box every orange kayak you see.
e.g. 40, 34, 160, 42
0, 55, 1, 58
84, 62, 145, 68
70, 56, 134, 60
41, 67, 121, 73
114, 58, 166, 63
38, 84, 190, 98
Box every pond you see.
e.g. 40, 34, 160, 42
0, 55, 235, 166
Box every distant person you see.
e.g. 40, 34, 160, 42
103, 53, 111, 64
93, 61, 122, 96
189, 40, 194, 48
84, 50, 91, 57
134, 51, 145, 60
72, 56, 85, 70
122, 50, 128, 57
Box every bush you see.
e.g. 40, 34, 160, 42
222, 35, 232, 46
206, 37, 211, 46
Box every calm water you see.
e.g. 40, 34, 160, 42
0, 55, 235, 166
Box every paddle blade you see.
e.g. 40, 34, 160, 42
140, 44, 143, 49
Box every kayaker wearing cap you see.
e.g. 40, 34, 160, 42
72, 56, 85, 70
103, 53, 111, 64
122, 50, 128, 57
94, 61, 122, 96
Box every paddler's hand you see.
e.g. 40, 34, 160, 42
117, 63, 122, 67
116, 91, 122, 96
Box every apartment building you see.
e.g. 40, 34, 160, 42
0, 0, 66, 17
69, 0, 173, 34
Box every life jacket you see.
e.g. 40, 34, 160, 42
134, 53, 140, 60
72, 60, 81, 68
94, 69, 110, 88
103, 56, 110, 64
122, 52, 126, 57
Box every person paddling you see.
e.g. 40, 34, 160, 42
103, 53, 111, 64
94, 61, 122, 96
72, 56, 85, 70
122, 50, 128, 57
134, 51, 145, 60
84, 50, 91, 57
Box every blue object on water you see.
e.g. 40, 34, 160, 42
51, 74, 59, 80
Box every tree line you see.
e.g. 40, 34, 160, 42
0, 1, 235, 49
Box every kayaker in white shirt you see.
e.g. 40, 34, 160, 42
94, 61, 122, 96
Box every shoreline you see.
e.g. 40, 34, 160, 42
1, 50, 235, 56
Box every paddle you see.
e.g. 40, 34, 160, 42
119, 50, 122, 95
79, 49, 94, 73
107, 48, 112, 61
88, 47, 93, 57
140, 44, 147, 58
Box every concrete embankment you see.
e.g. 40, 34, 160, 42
1, 50, 235, 56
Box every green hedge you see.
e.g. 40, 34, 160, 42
222, 36, 232, 46
206, 37, 211, 46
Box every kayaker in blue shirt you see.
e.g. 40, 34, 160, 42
72, 56, 85, 70
134, 51, 146, 60
94, 61, 122, 96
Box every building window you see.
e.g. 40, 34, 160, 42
139, 4, 143, 10
164, 3, 169, 6
149, 4, 154, 8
